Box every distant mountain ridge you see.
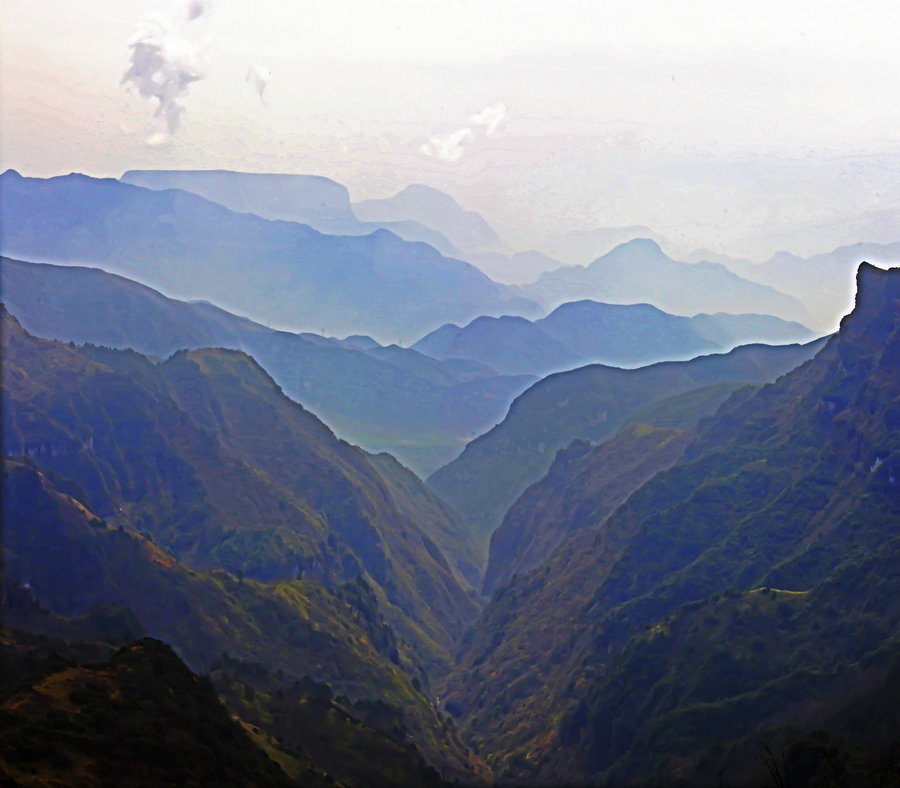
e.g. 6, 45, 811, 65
0, 170, 539, 344
427, 336, 828, 556
536, 224, 665, 267
120, 169, 463, 258
354, 184, 507, 255
1, 256, 534, 478
412, 299, 815, 377
728, 241, 900, 331
517, 238, 810, 326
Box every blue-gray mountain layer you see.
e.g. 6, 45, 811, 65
0, 170, 538, 345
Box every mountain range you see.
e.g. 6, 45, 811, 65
440, 262, 900, 785
535, 224, 665, 267
1, 307, 482, 676
726, 241, 900, 330
0, 256, 534, 477
1, 457, 475, 782
120, 169, 462, 258
516, 238, 811, 326
427, 337, 828, 556
412, 299, 815, 377
0, 170, 538, 344
353, 184, 507, 256
3, 160, 899, 786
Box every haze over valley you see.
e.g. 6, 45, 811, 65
3, 1, 900, 785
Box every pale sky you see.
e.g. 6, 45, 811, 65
3, 0, 900, 259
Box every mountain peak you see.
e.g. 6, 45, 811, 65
622, 237, 662, 252
396, 183, 463, 210
841, 262, 900, 334
593, 237, 665, 264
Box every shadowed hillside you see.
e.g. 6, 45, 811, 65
442, 264, 900, 785
1, 256, 534, 476
1, 307, 479, 678
428, 337, 827, 558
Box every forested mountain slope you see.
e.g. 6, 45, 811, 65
1, 256, 533, 476
1, 308, 479, 677
442, 263, 900, 785
428, 337, 827, 555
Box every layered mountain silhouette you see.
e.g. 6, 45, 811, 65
4, 160, 898, 786
1, 308, 481, 679
120, 169, 462, 258
0, 170, 538, 344
427, 337, 827, 557
464, 250, 565, 285
442, 263, 900, 785
517, 239, 810, 325
412, 299, 815, 377
728, 241, 900, 331
1, 257, 534, 477
536, 224, 665, 267
353, 184, 507, 256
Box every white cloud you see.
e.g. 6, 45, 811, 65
420, 127, 475, 163
121, 3, 210, 136
246, 64, 272, 103
145, 131, 173, 147
419, 103, 508, 163
469, 102, 507, 137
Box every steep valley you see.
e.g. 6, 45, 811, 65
2, 261, 899, 786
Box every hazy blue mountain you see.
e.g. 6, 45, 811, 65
518, 238, 809, 324
120, 169, 462, 257
736, 206, 900, 266
427, 337, 827, 556
0, 171, 539, 344
354, 184, 507, 255
121, 168, 358, 228
682, 246, 755, 268
733, 241, 900, 331
535, 225, 664, 266
465, 250, 565, 285
412, 299, 815, 378
1, 257, 534, 477
412, 314, 583, 377
687, 311, 816, 346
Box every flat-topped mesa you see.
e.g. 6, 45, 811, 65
120, 169, 356, 227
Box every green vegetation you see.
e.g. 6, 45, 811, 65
0, 633, 298, 787
1, 456, 478, 780
442, 263, 900, 785
1, 306, 479, 678
2, 261, 898, 786
428, 337, 825, 558
483, 425, 693, 595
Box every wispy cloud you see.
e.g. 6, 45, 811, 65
246, 64, 272, 104
121, 1, 211, 144
419, 127, 475, 163
469, 102, 507, 137
419, 103, 509, 163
